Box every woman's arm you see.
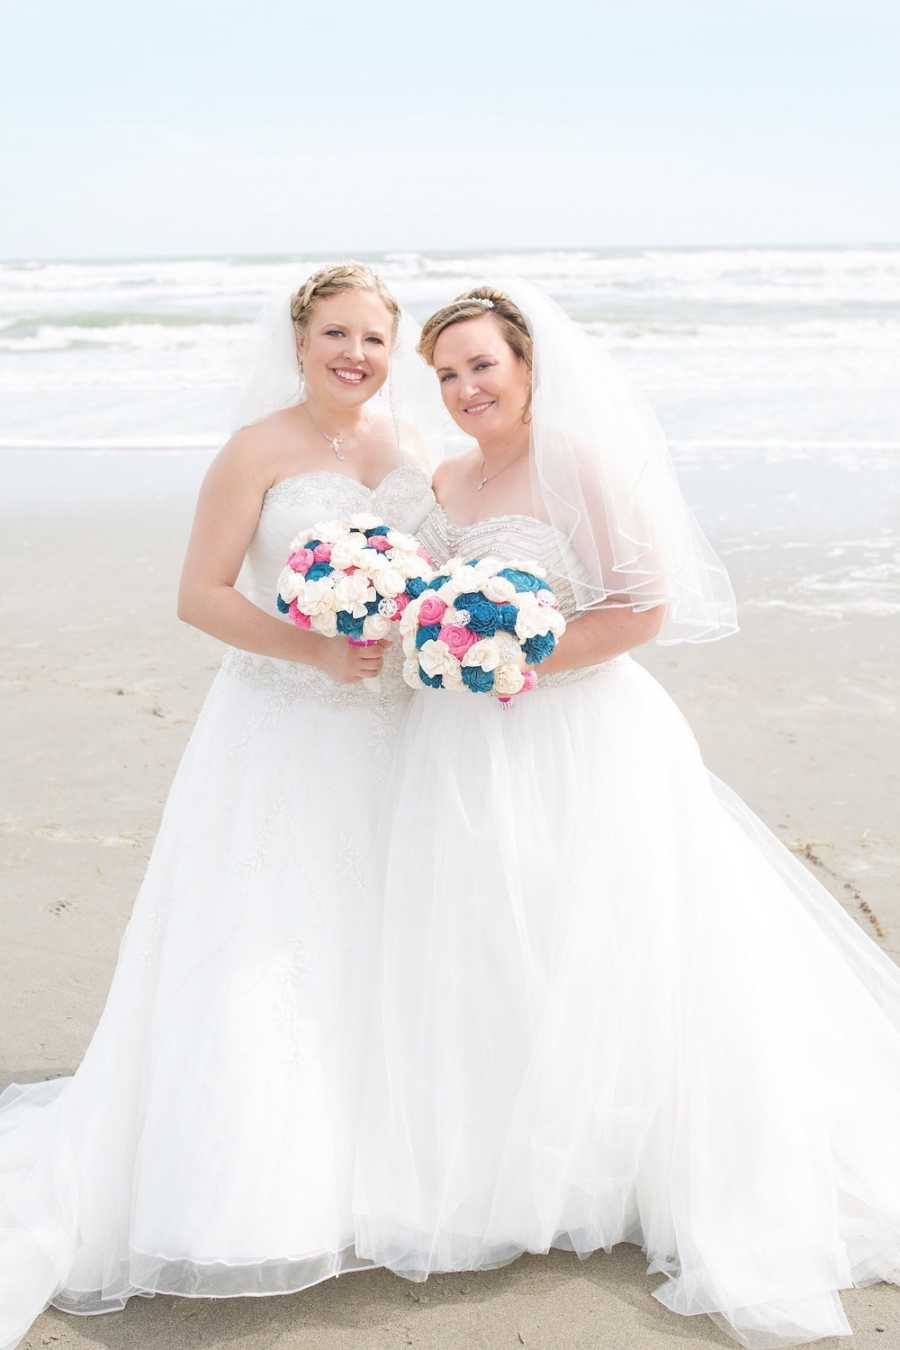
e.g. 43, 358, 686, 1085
176, 432, 384, 683
538, 602, 665, 675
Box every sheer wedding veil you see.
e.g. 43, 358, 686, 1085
460, 279, 738, 645
229, 268, 448, 473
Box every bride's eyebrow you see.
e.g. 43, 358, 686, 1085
436, 353, 493, 375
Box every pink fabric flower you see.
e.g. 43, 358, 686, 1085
313, 542, 332, 563
392, 592, 410, 617
288, 548, 315, 574
439, 624, 477, 660
417, 545, 433, 563
368, 535, 393, 553
419, 596, 448, 626
288, 600, 312, 629
521, 669, 538, 693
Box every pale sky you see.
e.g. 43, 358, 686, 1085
2, 0, 899, 258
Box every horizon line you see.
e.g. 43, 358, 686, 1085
3, 241, 900, 266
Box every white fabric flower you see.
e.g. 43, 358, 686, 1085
394, 553, 432, 581
494, 631, 524, 664
470, 555, 502, 575
419, 638, 452, 679
277, 566, 303, 603
374, 567, 406, 599
401, 631, 417, 658
452, 565, 484, 593
545, 607, 567, 637
311, 609, 338, 637
349, 512, 383, 531
362, 613, 392, 640
494, 663, 526, 697
514, 593, 553, 640
309, 519, 350, 544
482, 574, 517, 604
435, 578, 463, 603
505, 558, 547, 579
441, 660, 465, 691
330, 535, 369, 570
398, 596, 424, 636
385, 528, 419, 553
463, 637, 501, 671
300, 577, 338, 617
334, 572, 374, 616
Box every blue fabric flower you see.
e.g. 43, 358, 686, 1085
305, 562, 334, 582
461, 665, 495, 693
416, 624, 442, 649
365, 525, 390, 537
304, 539, 322, 552
455, 592, 500, 636
499, 567, 544, 593
365, 598, 381, 616
523, 632, 556, 664
419, 668, 444, 689
495, 603, 519, 632
276, 594, 290, 614
337, 611, 365, 638
406, 577, 429, 599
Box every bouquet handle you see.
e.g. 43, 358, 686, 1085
348, 637, 382, 694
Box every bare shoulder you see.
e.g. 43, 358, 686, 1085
211, 408, 303, 495
432, 450, 476, 501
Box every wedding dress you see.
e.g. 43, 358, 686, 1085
353, 502, 900, 1349
0, 463, 435, 1350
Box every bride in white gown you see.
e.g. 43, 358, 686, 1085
353, 283, 900, 1348
0, 263, 445, 1350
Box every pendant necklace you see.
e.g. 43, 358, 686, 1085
304, 405, 347, 462
477, 449, 526, 491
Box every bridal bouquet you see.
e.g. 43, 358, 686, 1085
276, 515, 434, 685
399, 556, 566, 703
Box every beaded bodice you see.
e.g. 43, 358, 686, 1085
416, 502, 629, 688
220, 463, 435, 710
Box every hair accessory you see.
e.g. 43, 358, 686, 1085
460, 296, 494, 309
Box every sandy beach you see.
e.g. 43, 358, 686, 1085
2, 451, 899, 1350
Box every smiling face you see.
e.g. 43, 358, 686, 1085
297, 290, 394, 407
432, 313, 531, 442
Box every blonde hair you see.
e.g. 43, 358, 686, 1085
290, 262, 401, 337
417, 286, 533, 370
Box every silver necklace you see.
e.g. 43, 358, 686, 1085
304, 405, 347, 462
477, 449, 526, 491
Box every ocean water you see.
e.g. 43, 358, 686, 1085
2, 247, 898, 616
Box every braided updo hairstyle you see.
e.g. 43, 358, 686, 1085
417, 286, 533, 370
289, 262, 401, 338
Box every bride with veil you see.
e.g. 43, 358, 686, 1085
353, 280, 900, 1350
0, 262, 448, 1350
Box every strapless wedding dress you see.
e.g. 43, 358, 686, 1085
0, 464, 435, 1350
353, 504, 900, 1349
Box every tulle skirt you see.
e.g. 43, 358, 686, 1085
0, 653, 407, 1350
353, 656, 900, 1348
